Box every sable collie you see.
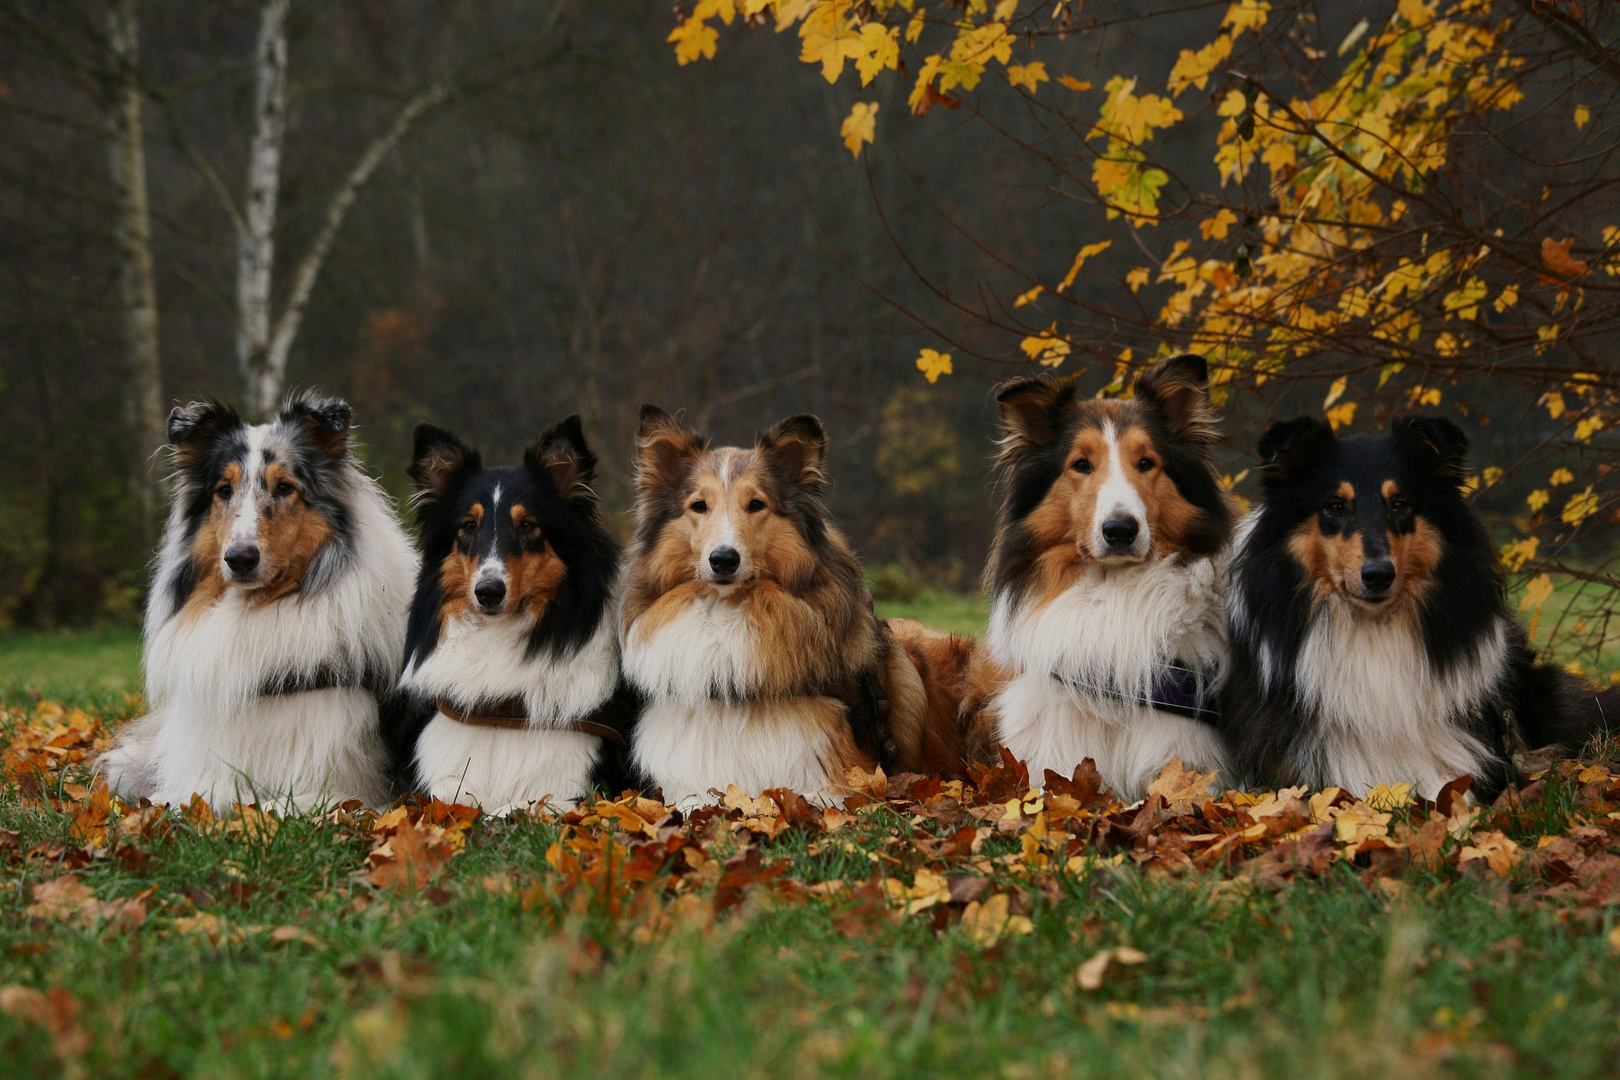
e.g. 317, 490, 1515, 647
394, 417, 637, 813
620, 407, 960, 806
98, 393, 416, 810
1224, 414, 1614, 801
966, 354, 1234, 800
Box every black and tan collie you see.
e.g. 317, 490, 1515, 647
963, 354, 1234, 800
394, 417, 637, 813
1225, 414, 1614, 801
620, 407, 960, 806
99, 393, 416, 810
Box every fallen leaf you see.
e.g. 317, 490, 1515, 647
1541, 236, 1588, 281
1460, 830, 1522, 877
1076, 945, 1148, 991
1145, 759, 1218, 812
958, 892, 1033, 947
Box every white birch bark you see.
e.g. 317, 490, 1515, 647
237, 0, 289, 418
106, 0, 165, 545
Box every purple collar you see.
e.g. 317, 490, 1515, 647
1052, 664, 1217, 723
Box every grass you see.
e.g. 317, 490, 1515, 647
4, 629, 1620, 1078
0, 625, 141, 700
874, 590, 990, 638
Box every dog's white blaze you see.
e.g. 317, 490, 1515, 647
99, 438, 416, 811
631, 696, 846, 808
986, 550, 1230, 799
1090, 421, 1151, 559
1288, 603, 1505, 799
475, 553, 507, 590
226, 427, 270, 554
622, 592, 763, 703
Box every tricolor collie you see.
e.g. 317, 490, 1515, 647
620, 407, 960, 806
99, 393, 415, 810
966, 354, 1234, 801
394, 417, 637, 814
1224, 414, 1614, 801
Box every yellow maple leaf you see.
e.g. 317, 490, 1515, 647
1459, 830, 1521, 877
1091, 76, 1183, 145
994, 0, 1020, 18
1007, 62, 1048, 94
1020, 331, 1071, 367
906, 7, 925, 43
1493, 284, 1519, 313
1200, 208, 1239, 241
1500, 535, 1538, 571
960, 893, 1033, 947
1126, 267, 1151, 292
854, 23, 899, 86
1562, 485, 1599, 525
916, 348, 953, 383
1058, 75, 1092, 92
1224, 0, 1272, 36
1575, 104, 1591, 130
799, 0, 863, 83
841, 101, 879, 158
1544, 392, 1566, 419
1519, 572, 1554, 612
1168, 35, 1234, 97
1549, 467, 1574, 486
1014, 284, 1044, 307
1057, 240, 1112, 292
1526, 489, 1550, 513
694, 0, 738, 24
1325, 401, 1357, 431
668, 17, 719, 66
908, 54, 944, 114
1575, 415, 1605, 441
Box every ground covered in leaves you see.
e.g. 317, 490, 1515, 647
3, 694, 1619, 1079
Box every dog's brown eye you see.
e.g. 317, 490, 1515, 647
518, 519, 537, 534
274, 481, 295, 498
1137, 457, 1155, 472
459, 518, 477, 534
747, 498, 766, 513
216, 484, 233, 501
1390, 497, 1409, 513
1326, 499, 1347, 515
690, 500, 708, 514
1072, 459, 1092, 474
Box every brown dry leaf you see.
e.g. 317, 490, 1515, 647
1460, 830, 1522, 877
27, 875, 95, 921
1541, 236, 1588, 281
844, 764, 888, 801
0, 984, 91, 1062
1331, 802, 1391, 846
901, 867, 952, 915
958, 892, 1033, 947
1076, 945, 1148, 991
223, 804, 280, 842
268, 925, 322, 948
1248, 786, 1309, 819
1145, 759, 1217, 812
367, 820, 452, 893
1399, 815, 1450, 872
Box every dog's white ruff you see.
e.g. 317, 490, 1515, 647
987, 552, 1230, 800
624, 591, 844, 806
401, 610, 618, 814
98, 465, 414, 811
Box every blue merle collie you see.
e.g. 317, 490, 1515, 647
961, 354, 1235, 800
1224, 414, 1615, 801
99, 393, 416, 810
392, 417, 637, 813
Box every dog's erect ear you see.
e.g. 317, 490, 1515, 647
635, 405, 706, 493
1391, 414, 1469, 485
1257, 416, 1334, 487
279, 391, 354, 458
994, 373, 1078, 460
527, 414, 598, 506
1134, 353, 1218, 447
759, 414, 828, 491
166, 399, 242, 466
410, 423, 479, 508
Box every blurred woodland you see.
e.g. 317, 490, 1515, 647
4, 1, 1620, 675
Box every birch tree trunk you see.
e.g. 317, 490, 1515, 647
237, 0, 288, 419
106, 0, 164, 547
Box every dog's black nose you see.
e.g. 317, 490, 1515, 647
1360, 559, 1396, 595
223, 544, 260, 575
1100, 517, 1140, 549
474, 579, 506, 610
709, 546, 741, 577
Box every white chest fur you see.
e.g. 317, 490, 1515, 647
986, 553, 1230, 798
621, 592, 764, 703
630, 697, 846, 808
414, 715, 601, 815
1288, 605, 1504, 799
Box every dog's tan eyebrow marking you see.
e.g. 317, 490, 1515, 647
509, 504, 531, 525
1381, 480, 1400, 501
1337, 481, 1356, 502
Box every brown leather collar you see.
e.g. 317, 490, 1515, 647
435, 696, 626, 747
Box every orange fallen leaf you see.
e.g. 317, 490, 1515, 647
1541, 236, 1587, 282
1145, 759, 1218, 812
